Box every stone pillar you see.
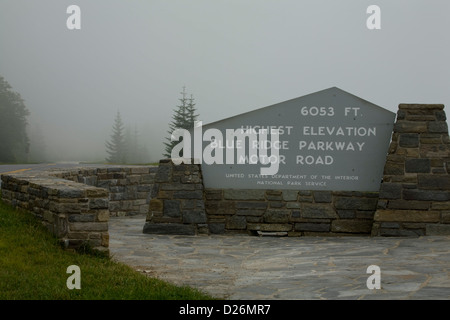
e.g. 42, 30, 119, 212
143, 159, 207, 235
372, 104, 450, 236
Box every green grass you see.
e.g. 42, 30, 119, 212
0, 200, 214, 300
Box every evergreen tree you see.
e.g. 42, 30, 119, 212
163, 86, 199, 158
0, 76, 30, 163
186, 93, 198, 126
105, 111, 126, 163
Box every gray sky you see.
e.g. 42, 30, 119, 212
1, 0, 449, 162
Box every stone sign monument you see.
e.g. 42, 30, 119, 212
198, 87, 396, 191
144, 88, 403, 236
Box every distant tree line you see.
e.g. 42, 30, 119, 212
106, 86, 199, 164
0, 76, 30, 163
0, 75, 198, 165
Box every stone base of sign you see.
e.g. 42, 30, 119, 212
144, 159, 379, 236
143, 159, 207, 235
206, 189, 378, 236
372, 104, 450, 236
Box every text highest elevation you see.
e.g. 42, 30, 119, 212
200, 87, 396, 191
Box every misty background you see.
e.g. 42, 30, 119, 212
0, 0, 449, 163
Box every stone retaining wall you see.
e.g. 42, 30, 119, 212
1, 174, 110, 252
1, 166, 157, 252
143, 160, 379, 236
51, 166, 157, 217
205, 189, 378, 236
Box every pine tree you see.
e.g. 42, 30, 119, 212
105, 111, 126, 163
186, 93, 198, 126
163, 86, 199, 158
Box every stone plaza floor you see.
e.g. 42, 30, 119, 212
109, 215, 450, 300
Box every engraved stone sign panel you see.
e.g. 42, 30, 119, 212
198, 87, 396, 191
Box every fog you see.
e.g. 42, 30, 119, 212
1, 1, 449, 163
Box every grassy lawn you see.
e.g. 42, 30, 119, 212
0, 200, 214, 300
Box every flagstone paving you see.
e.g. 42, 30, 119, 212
109, 215, 450, 300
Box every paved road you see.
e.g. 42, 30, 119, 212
109, 215, 450, 300
0, 162, 117, 175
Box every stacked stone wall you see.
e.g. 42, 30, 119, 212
52, 166, 157, 217
144, 159, 206, 235
1, 165, 157, 252
144, 160, 379, 236
1, 174, 109, 252
205, 189, 378, 236
373, 104, 450, 236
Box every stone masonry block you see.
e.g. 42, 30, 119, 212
263, 209, 290, 223
282, 190, 299, 201
420, 134, 443, 144
160, 183, 196, 191
163, 200, 181, 218
205, 201, 235, 215
173, 190, 203, 200
131, 167, 150, 174
374, 210, 440, 223
69, 222, 108, 232
97, 210, 109, 222
313, 191, 333, 203
428, 121, 448, 133
209, 223, 225, 234
334, 197, 378, 211
58, 188, 85, 198
182, 210, 207, 224
302, 203, 337, 219
236, 209, 265, 217
295, 223, 330, 232
418, 175, 450, 190
403, 189, 450, 201
68, 214, 95, 222
441, 212, 450, 223
426, 224, 450, 235
379, 183, 402, 199
224, 189, 265, 200
435, 110, 447, 121
331, 220, 373, 233
89, 198, 109, 209
155, 165, 171, 183
86, 188, 108, 198
405, 159, 430, 173
226, 216, 247, 230
387, 200, 430, 210
384, 162, 404, 175
204, 189, 223, 200
399, 133, 419, 148
394, 121, 427, 133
